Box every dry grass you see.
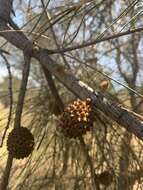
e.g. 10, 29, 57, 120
0, 102, 143, 189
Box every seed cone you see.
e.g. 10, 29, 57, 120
7, 127, 34, 159
58, 99, 94, 138
97, 170, 113, 186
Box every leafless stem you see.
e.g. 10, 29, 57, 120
0, 155, 13, 190
0, 54, 31, 190
42, 66, 64, 112
79, 136, 100, 190
0, 53, 13, 147
46, 27, 143, 54
14, 55, 31, 128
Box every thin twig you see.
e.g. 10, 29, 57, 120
42, 66, 64, 112
0, 53, 13, 147
46, 27, 143, 54
14, 55, 31, 128
0, 155, 13, 190
79, 136, 100, 190
0, 54, 31, 190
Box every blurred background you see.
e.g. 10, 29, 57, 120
0, 0, 143, 189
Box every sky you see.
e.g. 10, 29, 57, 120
0, 0, 143, 89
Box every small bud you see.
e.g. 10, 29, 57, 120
99, 80, 109, 92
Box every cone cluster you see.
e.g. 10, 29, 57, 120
7, 127, 34, 159
58, 99, 94, 138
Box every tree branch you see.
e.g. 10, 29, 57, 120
0, 0, 13, 22
0, 20, 143, 141
35, 51, 143, 140
42, 66, 64, 113
0, 53, 13, 147
0, 20, 33, 53
46, 27, 143, 54
0, 54, 31, 190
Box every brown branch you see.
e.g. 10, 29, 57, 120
45, 27, 143, 54
0, 155, 13, 190
0, 0, 13, 22
14, 54, 31, 128
40, 1, 66, 112
0, 53, 13, 147
0, 20, 33, 53
41, 0, 70, 69
35, 51, 143, 141
42, 66, 64, 112
1, 20, 143, 141
0, 54, 31, 190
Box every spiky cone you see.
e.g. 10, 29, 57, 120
7, 127, 34, 159
57, 99, 94, 138
97, 170, 113, 186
